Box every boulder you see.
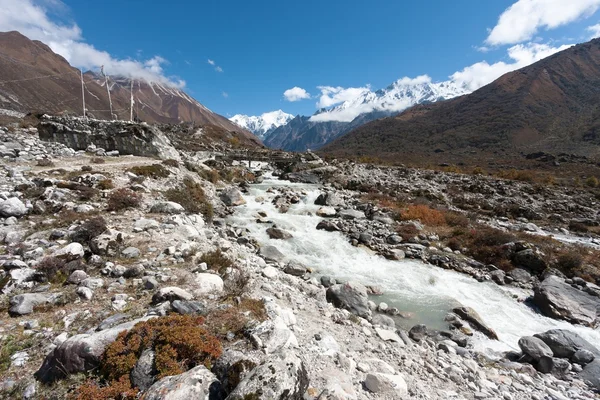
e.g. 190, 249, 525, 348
364, 373, 408, 398
53, 243, 84, 261
194, 273, 224, 296
143, 365, 224, 400
134, 218, 160, 231
131, 349, 156, 391
579, 359, 600, 390
518, 336, 553, 361
226, 352, 308, 400
266, 227, 293, 240
212, 350, 258, 394
316, 207, 337, 218
452, 306, 498, 340
315, 192, 343, 207
338, 209, 366, 220
283, 261, 306, 277
509, 268, 532, 283
151, 287, 194, 304
171, 300, 207, 315
67, 270, 89, 285
220, 187, 246, 206
537, 356, 571, 377
572, 349, 595, 366
326, 281, 371, 319
259, 245, 286, 263
316, 221, 340, 232
533, 329, 600, 359
513, 249, 546, 272
89, 229, 124, 256
408, 324, 428, 342
533, 275, 600, 327
121, 247, 141, 259
0, 197, 27, 218
150, 201, 185, 214
9, 293, 55, 316
35, 317, 154, 382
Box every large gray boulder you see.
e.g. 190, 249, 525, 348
533, 329, 600, 359
518, 336, 553, 361
266, 227, 293, 240
326, 281, 371, 319
35, 316, 154, 382
533, 275, 600, 327
579, 359, 600, 390
9, 293, 57, 316
220, 187, 246, 206
453, 306, 498, 340
513, 248, 547, 272
226, 351, 308, 400
314, 192, 344, 207
143, 365, 224, 399
259, 245, 286, 263
0, 197, 27, 218
150, 201, 185, 214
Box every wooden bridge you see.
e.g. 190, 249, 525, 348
215, 150, 309, 166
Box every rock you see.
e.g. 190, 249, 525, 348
326, 281, 371, 319
513, 249, 547, 272
53, 243, 84, 260
143, 365, 224, 400
0, 197, 27, 218
131, 349, 156, 391
518, 336, 553, 361
80, 277, 104, 290
374, 328, 403, 343
9, 293, 53, 316
151, 287, 193, 304
89, 229, 124, 256
67, 270, 88, 284
75, 287, 93, 300
315, 192, 343, 207
259, 245, 285, 263
220, 187, 246, 206
509, 268, 532, 283
533, 275, 600, 327
316, 206, 337, 218
490, 270, 506, 285
372, 314, 395, 330
537, 356, 571, 377
150, 201, 185, 214
364, 373, 408, 398
134, 218, 160, 231
453, 306, 498, 340
143, 276, 159, 290
579, 359, 600, 390
534, 329, 600, 359
194, 273, 224, 295
386, 234, 403, 245
35, 316, 154, 382
283, 261, 306, 276
320, 276, 336, 287
266, 227, 292, 240
408, 324, 428, 342
572, 349, 595, 365
123, 264, 144, 278
171, 300, 206, 315
316, 220, 340, 231
212, 350, 257, 394
226, 352, 308, 400
121, 247, 141, 259
339, 209, 366, 220
358, 233, 372, 245
262, 266, 279, 279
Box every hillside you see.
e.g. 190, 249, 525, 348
0, 31, 257, 144
323, 39, 600, 164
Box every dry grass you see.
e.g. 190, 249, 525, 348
107, 188, 142, 211
164, 177, 213, 221
400, 204, 447, 226
128, 164, 171, 179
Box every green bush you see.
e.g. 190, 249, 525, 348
128, 164, 171, 179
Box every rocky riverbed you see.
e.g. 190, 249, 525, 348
0, 122, 599, 399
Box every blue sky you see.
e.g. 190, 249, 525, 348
2, 0, 600, 118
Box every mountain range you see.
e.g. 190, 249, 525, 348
0, 31, 259, 145
229, 110, 294, 140
323, 38, 600, 164
236, 77, 469, 152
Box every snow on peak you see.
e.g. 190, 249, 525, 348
310, 76, 469, 123
230, 110, 294, 138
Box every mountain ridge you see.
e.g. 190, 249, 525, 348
229, 110, 294, 139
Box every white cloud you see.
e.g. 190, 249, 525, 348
486, 0, 600, 45
208, 59, 223, 72
283, 87, 310, 102
0, 0, 185, 87
587, 23, 600, 37
452, 42, 571, 91
215, 66, 223, 73
315, 86, 371, 108
222, 91, 228, 98
207, 59, 215, 66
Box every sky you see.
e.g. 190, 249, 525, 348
2, 0, 600, 119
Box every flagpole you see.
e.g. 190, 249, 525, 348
130, 79, 134, 122
102, 66, 114, 120
80, 68, 86, 119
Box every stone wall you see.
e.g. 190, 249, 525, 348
37, 116, 181, 160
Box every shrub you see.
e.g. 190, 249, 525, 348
35, 257, 67, 283
90, 157, 106, 164
162, 159, 179, 168
198, 168, 220, 184
198, 250, 233, 274
128, 164, 171, 179
585, 176, 599, 188
75, 186, 99, 201
556, 251, 583, 271
164, 177, 213, 221
108, 188, 142, 211
96, 179, 114, 190
444, 212, 470, 227
206, 298, 266, 339
471, 167, 486, 175
81, 165, 93, 172
71, 217, 107, 245
396, 223, 420, 241
400, 204, 446, 226
569, 221, 588, 233
36, 158, 54, 167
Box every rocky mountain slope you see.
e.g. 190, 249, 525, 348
263, 77, 468, 152
229, 110, 293, 140
0, 31, 250, 137
324, 39, 600, 164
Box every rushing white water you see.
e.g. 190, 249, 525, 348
229, 175, 600, 354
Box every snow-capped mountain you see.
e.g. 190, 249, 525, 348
230, 110, 294, 139
265, 76, 469, 151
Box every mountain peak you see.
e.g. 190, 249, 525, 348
230, 110, 294, 139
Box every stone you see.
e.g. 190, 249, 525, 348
171, 300, 207, 315
259, 245, 286, 263
534, 329, 600, 359
372, 314, 395, 330
339, 209, 366, 220
134, 218, 160, 231
262, 266, 279, 279
80, 277, 104, 290
194, 273, 224, 295
490, 270, 506, 285
572, 349, 595, 365
143, 276, 159, 290
579, 359, 600, 390
537, 356, 571, 377
283, 261, 306, 276
67, 270, 88, 284
143, 365, 224, 400
386, 234, 403, 245
518, 336, 553, 361
533, 275, 600, 327
513, 249, 547, 272
151, 287, 193, 304
408, 324, 428, 342
315, 192, 344, 207
220, 187, 246, 206
364, 373, 408, 397
316, 220, 340, 231
0, 197, 27, 218
76, 287, 93, 300
212, 350, 258, 394
89, 229, 124, 256
453, 306, 499, 340
266, 227, 293, 240
509, 268, 532, 283
320, 276, 336, 287
326, 281, 371, 319
123, 264, 145, 278
131, 349, 156, 391
35, 316, 154, 382
227, 352, 308, 400
9, 293, 53, 316
53, 243, 84, 260
316, 206, 337, 218
121, 247, 141, 259
375, 328, 403, 343
150, 201, 185, 214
